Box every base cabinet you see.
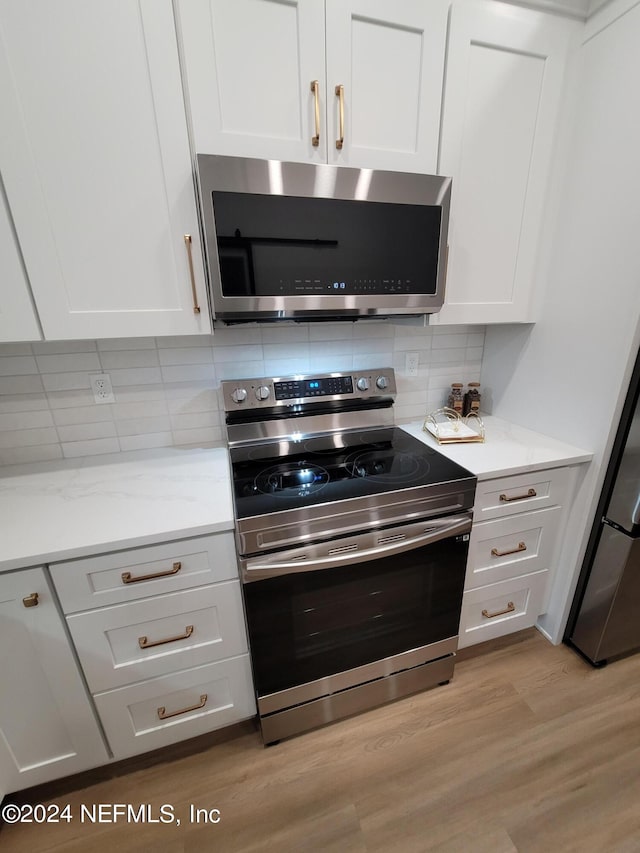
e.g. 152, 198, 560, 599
0, 568, 108, 796
50, 532, 256, 761
459, 466, 570, 648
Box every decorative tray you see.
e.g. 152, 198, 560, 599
423, 408, 485, 444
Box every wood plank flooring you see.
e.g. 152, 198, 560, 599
3, 629, 640, 852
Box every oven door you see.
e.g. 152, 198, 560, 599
240, 513, 472, 712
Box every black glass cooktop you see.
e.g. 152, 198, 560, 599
230, 427, 475, 520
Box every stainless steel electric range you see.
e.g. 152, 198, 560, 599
222, 368, 476, 744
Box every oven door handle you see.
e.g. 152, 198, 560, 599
242, 514, 472, 581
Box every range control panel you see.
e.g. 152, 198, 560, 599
222, 369, 396, 411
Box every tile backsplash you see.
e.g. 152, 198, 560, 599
0, 322, 484, 466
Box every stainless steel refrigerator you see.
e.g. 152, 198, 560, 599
566, 348, 640, 665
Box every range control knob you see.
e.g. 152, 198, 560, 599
231, 388, 247, 404
255, 385, 270, 401
356, 377, 370, 392
376, 375, 389, 390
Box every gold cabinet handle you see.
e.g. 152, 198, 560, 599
22, 592, 39, 608
138, 624, 194, 650
183, 234, 201, 314
482, 601, 515, 619
499, 488, 536, 503
491, 541, 526, 558
121, 561, 182, 585
310, 80, 320, 147
157, 693, 207, 720
335, 84, 344, 149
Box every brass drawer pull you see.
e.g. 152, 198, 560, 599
311, 80, 320, 146
157, 693, 207, 720
22, 592, 39, 608
482, 601, 515, 619
121, 561, 182, 584
335, 84, 344, 149
491, 542, 526, 558
138, 624, 194, 650
499, 488, 536, 503
183, 234, 201, 314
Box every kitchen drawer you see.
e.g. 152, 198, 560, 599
50, 533, 238, 612
465, 506, 561, 589
94, 655, 256, 759
457, 570, 548, 649
67, 581, 248, 692
473, 467, 570, 522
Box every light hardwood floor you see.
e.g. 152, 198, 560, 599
3, 629, 640, 852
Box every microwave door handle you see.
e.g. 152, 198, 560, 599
242, 514, 472, 582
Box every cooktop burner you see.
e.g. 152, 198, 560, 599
230, 426, 472, 519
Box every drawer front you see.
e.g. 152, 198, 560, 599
474, 467, 570, 522
51, 533, 238, 613
458, 570, 548, 649
465, 506, 561, 589
67, 582, 248, 692
94, 655, 256, 759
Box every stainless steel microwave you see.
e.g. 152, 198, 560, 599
196, 154, 452, 324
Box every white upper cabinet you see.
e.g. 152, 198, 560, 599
0, 0, 211, 340
0, 183, 41, 342
176, 0, 449, 173
434, 1, 578, 325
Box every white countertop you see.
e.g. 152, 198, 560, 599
0, 416, 593, 574
0, 447, 233, 572
401, 415, 592, 480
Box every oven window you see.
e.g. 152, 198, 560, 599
243, 535, 468, 698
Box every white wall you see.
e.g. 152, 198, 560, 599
0, 323, 485, 466
482, 0, 640, 641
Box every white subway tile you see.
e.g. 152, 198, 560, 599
172, 426, 223, 446
467, 332, 485, 348
97, 338, 157, 351
308, 340, 353, 358
214, 361, 264, 380
308, 324, 354, 342
0, 410, 54, 431
431, 334, 468, 350
31, 340, 97, 355
0, 393, 48, 413
212, 326, 263, 345
160, 364, 215, 383
392, 334, 432, 353
351, 338, 396, 355
353, 352, 393, 370
0, 344, 33, 356
264, 343, 309, 361
465, 347, 484, 363
0, 427, 59, 448
118, 432, 173, 452
213, 345, 263, 364
115, 416, 172, 437
41, 372, 92, 392
0, 375, 44, 395
261, 325, 308, 344
0, 356, 38, 375
56, 421, 117, 442
307, 354, 353, 373
99, 350, 160, 370
158, 347, 214, 366
46, 389, 96, 409
0, 445, 63, 466
394, 403, 429, 422
264, 357, 311, 376
35, 353, 101, 373
163, 381, 216, 400
169, 411, 220, 431
353, 321, 394, 339
167, 393, 219, 416
108, 385, 166, 404
430, 348, 467, 364
61, 437, 120, 458
158, 335, 214, 348
52, 405, 114, 426
108, 367, 163, 387
111, 399, 168, 420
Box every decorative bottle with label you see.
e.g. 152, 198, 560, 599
463, 382, 481, 416
447, 383, 464, 414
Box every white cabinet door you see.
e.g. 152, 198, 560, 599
0, 568, 108, 794
0, 0, 210, 340
434, 1, 578, 324
0, 182, 41, 342
325, 0, 448, 173
177, 0, 327, 164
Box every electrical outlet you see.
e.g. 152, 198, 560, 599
90, 373, 115, 404
405, 352, 419, 377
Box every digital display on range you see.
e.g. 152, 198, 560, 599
274, 376, 353, 400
